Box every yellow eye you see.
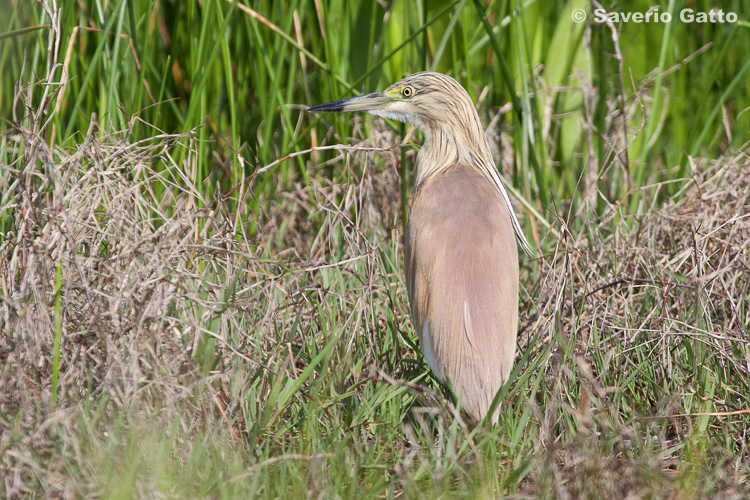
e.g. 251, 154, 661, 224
402, 86, 414, 98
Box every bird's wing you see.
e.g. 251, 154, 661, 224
405, 163, 519, 421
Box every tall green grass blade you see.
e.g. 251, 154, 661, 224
689, 57, 750, 158
471, 0, 547, 211
635, 0, 676, 193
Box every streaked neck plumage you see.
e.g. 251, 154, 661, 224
414, 109, 491, 189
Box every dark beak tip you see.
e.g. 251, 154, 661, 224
307, 102, 344, 113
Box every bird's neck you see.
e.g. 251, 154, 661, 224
414, 121, 492, 188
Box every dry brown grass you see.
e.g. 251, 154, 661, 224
1, 78, 749, 499
0, 106, 414, 495
525, 149, 750, 355
516, 150, 750, 499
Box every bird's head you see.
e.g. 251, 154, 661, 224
308, 72, 481, 141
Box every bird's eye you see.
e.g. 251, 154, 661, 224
402, 86, 414, 98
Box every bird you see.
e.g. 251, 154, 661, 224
308, 72, 531, 423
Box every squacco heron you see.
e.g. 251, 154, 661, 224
309, 72, 531, 423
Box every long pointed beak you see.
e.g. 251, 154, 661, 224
307, 91, 392, 113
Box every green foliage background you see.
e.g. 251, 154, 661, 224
2, 0, 748, 234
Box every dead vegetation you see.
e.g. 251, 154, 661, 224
1, 105, 748, 495
1, 20, 749, 496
